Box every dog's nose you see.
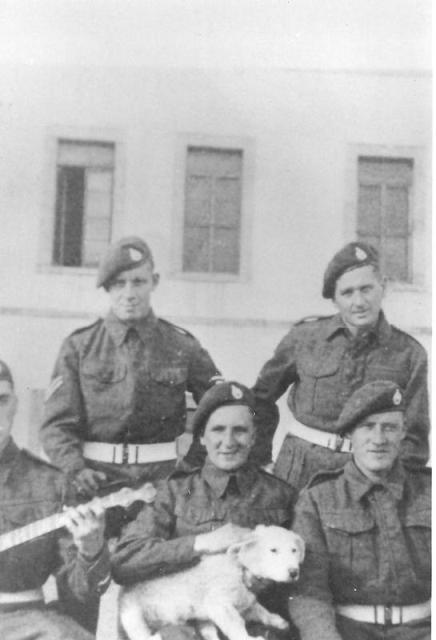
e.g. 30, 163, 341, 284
288, 569, 299, 580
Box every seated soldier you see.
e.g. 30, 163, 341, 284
112, 381, 298, 640
0, 360, 110, 640
289, 380, 431, 640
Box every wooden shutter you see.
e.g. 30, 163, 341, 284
357, 157, 413, 282
183, 147, 242, 274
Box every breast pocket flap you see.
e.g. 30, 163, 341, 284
325, 511, 375, 534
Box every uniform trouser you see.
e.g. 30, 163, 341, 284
274, 434, 351, 491
0, 603, 94, 640
335, 614, 431, 640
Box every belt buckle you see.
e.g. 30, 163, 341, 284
122, 442, 129, 464
334, 434, 344, 452
384, 605, 392, 626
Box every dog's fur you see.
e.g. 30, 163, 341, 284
119, 525, 305, 640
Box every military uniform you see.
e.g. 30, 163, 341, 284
112, 459, 298, 640
0, 438, 111, 639
41, 309, 219, 486
252, 311, 429, 485
288, 460, 431, 640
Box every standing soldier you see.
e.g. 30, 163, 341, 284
252, 242, 429, 489
41, 236, 220, 507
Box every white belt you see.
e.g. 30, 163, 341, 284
83, 441, 177, 464
336, 600, 431, 625
285, 414, 352, 453
0, 588, 44, 605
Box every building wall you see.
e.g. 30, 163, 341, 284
0, 65, 431, 449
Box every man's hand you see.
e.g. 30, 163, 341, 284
194, 523, 251, 555
63, 502, 106, 560
73, 468, 107, 497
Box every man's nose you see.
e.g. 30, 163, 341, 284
351, 290, 365, 306
222, 430, 236, 447
372, 425, 387, 444
123, 282, 136, 297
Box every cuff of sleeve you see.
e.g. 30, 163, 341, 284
78, 543, 111, 595
177, 534, 200, 563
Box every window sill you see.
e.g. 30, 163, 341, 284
169, 270, 246, 283
36, 265, 98, 277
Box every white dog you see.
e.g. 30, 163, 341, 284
119, 525, 305, 640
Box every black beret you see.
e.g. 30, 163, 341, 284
97, 236, 154, 289
322, 241, 380, 299
337, 381, 405, 434
192, 380, 255, 438
0, 360, 13, 387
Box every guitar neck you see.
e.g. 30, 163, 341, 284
0, 491, 122, 553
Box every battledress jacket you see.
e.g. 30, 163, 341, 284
40, 310, 220, 474
111, 459, 296, 585
252, 312, 429, 466
288, 460, 431, 640
0, 439, 110, 624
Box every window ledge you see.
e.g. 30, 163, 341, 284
386, 281, 429, 294
169, 271, 246, 283
36, 265, 98, 277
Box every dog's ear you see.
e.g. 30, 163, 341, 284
293, 533, 305, 563
227, 537, 258, 558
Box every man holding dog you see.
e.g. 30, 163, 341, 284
41, 236, 220, 503
289, 380, 431, 640
252, 241, 429, 489
112, 380, 299, 640
0, 360, 110, 639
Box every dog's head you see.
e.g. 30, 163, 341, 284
228, 525, 305, 584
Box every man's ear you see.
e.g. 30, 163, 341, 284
293, 533, 306, 563
152, 272, 160, 289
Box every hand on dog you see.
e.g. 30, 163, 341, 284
194, 523, 251, 555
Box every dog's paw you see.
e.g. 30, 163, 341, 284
266, 613, 289, 630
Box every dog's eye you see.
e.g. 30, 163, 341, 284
270, 548, 278, 553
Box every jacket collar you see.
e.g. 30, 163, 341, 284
0, 437, 21, 484
326, 311, 392, 345
104, 309, 158, 346
201, 457, 258, 498
344, 458, 406, 502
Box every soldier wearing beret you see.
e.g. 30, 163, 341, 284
41, 236, 220, 505
289, 380, 431, 640
112, 380, 298, 640
0, 360, 110, 639
252, 241, 429, 489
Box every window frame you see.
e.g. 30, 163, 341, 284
344, 144, 428, 290
38, 127, 126, 274
171, 134, 254, 282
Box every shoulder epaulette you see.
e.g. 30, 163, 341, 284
307, 466, 344, 488
390, 324, 427, 349
159, 317, 195, 339
294, 314, 334, 326
169, 462, 201, 479
70, 318, 102, 337
22, 449, 63, 472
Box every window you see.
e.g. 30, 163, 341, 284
357, 156, 413, 282
182, 146, 243, 274
53, 140, 114, 267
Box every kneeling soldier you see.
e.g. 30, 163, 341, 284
289, 380, 430, 640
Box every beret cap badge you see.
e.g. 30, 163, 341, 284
393, 389, 402, 406
128, 247, 143, 262
355, 247, 367, 261
231, 385, 244, 400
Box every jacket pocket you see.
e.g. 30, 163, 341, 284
298, 355, 341, 415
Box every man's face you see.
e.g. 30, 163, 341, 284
200, 405, 256, 472
0, 380, 17, 450
350, 410, 405, 480
333, 265, 385, 334
108, 262, 159, 322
